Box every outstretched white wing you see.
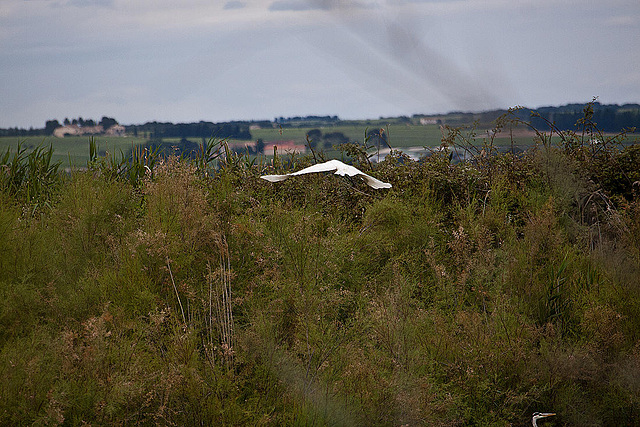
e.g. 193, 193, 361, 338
261, 159, 391, 189
290, 160, 341, 176
260, 160, 341, 182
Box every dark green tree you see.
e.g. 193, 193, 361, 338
306, 129, 322, 149
323, 131, 349, 149
44, 119, 61, 135
100, 116, 118, 129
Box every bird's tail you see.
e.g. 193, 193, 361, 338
361, 175, 392, 189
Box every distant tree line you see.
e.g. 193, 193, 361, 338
1, 117, 120, 137
61, 117, 97, 127
2, 103, 639, 138
484, 103, 640, 132
305, 129, 350, 149
529, 103, 640, 132
139, 137, 201, 160
275, 115, 340, 127
414, 103, 640, 132
126, 121, 252, 140
0, 127, 43, 137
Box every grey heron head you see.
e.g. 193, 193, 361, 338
532, 412, 556, 426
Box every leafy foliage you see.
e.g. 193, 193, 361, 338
1, 107, 640, 425
0, 142, 61, 210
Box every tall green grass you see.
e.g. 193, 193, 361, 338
1, 108, 639, 425
0, 136, 149, 168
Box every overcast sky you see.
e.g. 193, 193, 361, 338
1, 0, 639, 128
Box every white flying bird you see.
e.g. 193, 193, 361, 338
260, 159, 392, 189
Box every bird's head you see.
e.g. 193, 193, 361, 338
532, 412, 556, 426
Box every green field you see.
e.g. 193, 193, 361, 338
0, 123, 572, 168
0, 136, 148, 168
242, 122, 544, 152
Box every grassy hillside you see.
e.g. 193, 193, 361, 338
1, 114, 640, 425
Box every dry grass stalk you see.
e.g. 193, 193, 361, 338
206, 239, 235, 364
166, 258, 187, 325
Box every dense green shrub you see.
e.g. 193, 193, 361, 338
1, 116, 639, 425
